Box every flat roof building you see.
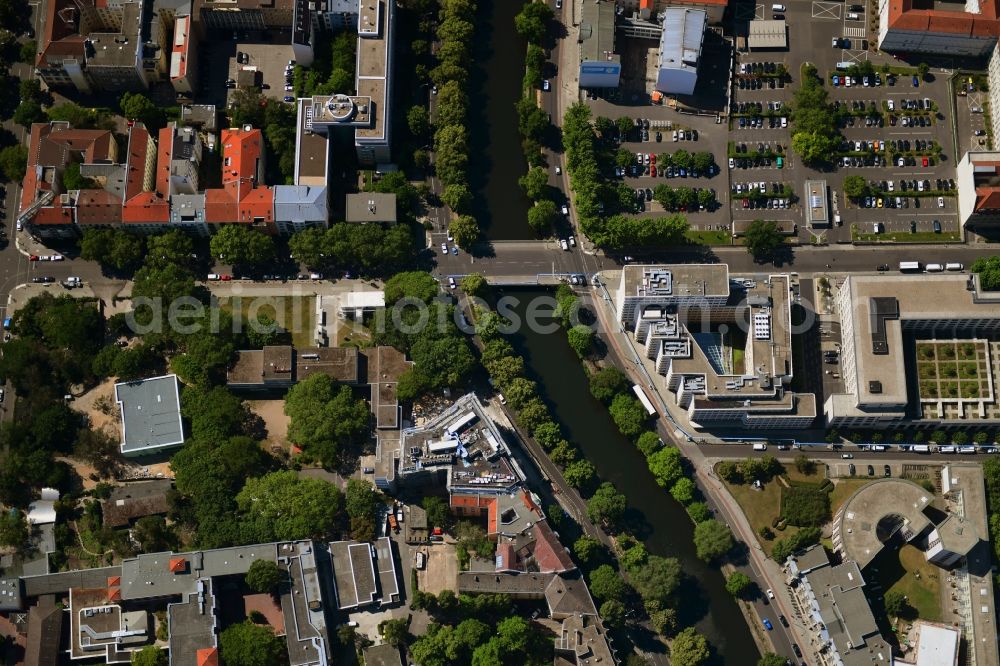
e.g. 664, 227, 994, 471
804, 179, 829, 227
787, 546, 893, 666
114, 375, 184, 457
747, 19, 787, 50
655, 8, 706, 96
878, 0, 1000, 57
826, 273, 1000, 428
615, 266, 816, 429
896, 621, 960, 666
957, 150, 1000, 233
579, 0, 621, 89
345, 192, 397, 223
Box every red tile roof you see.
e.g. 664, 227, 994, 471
156, 126, 173, 197
203, 128, 273, 224
107, 576, 121, 587
976, 187, 1000, 210
107, 587, 121, 601
496, 543, 517, 571
75, 190, 123, 225
19, 123, 114, 218
37, 0, 85, 67
197, 648, 220, 666
886, 0, 1000, 37
169, 557, 187, 573
530, 522, 575, 574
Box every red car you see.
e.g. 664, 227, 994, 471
651, 165, 657, 177
922, 157, 929, 167
29, 255, 38, 261
742, 198, 749, 209
650, 153, 656, 164
221, 274, 232, 281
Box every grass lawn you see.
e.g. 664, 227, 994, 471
830, 479, 870, 515
880, 544, 943, 623
784, 464, 825, 486
686, 229, 732, 245
218, 295, 316, 350
852, 230, 962, 243
722, 475, 799, 557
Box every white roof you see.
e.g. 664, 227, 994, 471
343, 291, 385, 309
658, 8, 706, 72
914, 622, 959, 666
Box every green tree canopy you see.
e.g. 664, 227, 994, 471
384, 271, 440, 305
647, 446, 684, 489
609, 394, 648, 438
284, 375, 370, 467
450, 214, 480, 250
514, 1, 554, 44
693, 519, 733, 562
209, 225, 275, 270
670, 627, 710, 666
743, 220, 785, 261
131, 646, 168, 666
588, 564, 628, 601
586, 482, 627, 527
725, 571, 755, 598
219, 621, 288, 666
236, 471, 344, 542
0, 144, 27, 182
120, 92, 166, 131
245, 559, 284, 594
630, 555, 682, 607
757, 653, 787, 666
589, 366, 630, 403
0, 508, 28, 549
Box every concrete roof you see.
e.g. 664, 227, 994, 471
621, 264, 730, 300
911, 621, 959, 666
834, 479, 932, 569
345, 192, 396, 223
362, 644, 403, 666
167, 578, 217, 666
747, 19, 787, 49
580, 0, 618, 64
658, 8, 705, 72
114, 375, 184, 455
329, 541, 376, 610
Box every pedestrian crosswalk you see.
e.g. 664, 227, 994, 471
843, 26, 866, 37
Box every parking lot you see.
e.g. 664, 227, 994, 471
199, 30, 296, 106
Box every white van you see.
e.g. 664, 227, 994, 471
945, 262, 964, 271
846, 11, 860, 19
752, 443, 768, 451
925, 263, 944, 272
771, 3, 785, 11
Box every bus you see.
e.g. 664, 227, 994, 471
632, 385, 657, 416
911, 444, 930, 454
899, 261, 922, 272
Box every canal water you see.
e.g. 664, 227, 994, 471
498, 289, 760, 665
470, 0, 536, 240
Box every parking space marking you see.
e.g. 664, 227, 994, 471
812, 1, 842, 18
840, 48, 867, 63
753, 3, 765, 18
843, 26, 866, 37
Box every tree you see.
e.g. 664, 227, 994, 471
407, 105, 430, 137
0, 509, 27, 549
236, 471, 345, 542
120, 92, 166, 131
450, 214, 480, 250
587, 482, 627, 526
725, 571, 755, 598
692, 151, 715, 172
648, 446, 684, 489
693, 519, 733, 562
589, 366, 630, 403
635, 431, 661, 458
770, 527, 821, 562
631, 555, 682, 606
284, 375, 370, 467
687, 502, 711, 523
132, 516, 179, 553
917, 62, 930, 79
791, 130, 838, 165
669, 477, 696, 505
209, 225, 275, 269
245, 559, 284, 594
460, 273, 487, 298
13, 99, 45, 127
442, 183, 473, 213
0, 144, 27, 182
384, 271, 440, 304
794, 454, 816, 475
781, 487, 830, 527
567, 325, 593, 358
131, 646, 168, 666
219, 621, 288, 666
588, 564, 628, 601
743, 220, 784, 261
757, 654, 787, 666
573, 535, 605, 566
380, 618, 409, 647
609, 394, 647, 438
843, 174, 868, 199
423, 496, 453, 531
519, 166, 549, 200
563, 459, 597, 492
527, 199, 558, 234
600, 599, 626, 628
345, 478, 379, 540
669, 627, 710, 666
514, 1, 553, 44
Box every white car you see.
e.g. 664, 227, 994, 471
561, 204, 569, 215
15, 221, 22, 231
560, 239, 569, 251
937, 196, 945, 208
50, 254, 64, 261
309, 272, 322, 280
542, 80, 550, 91
568, 236, 576, 247
766, 589, 775, 599
448, 277, 456, 289
672, 131, 678, 141
728, 157, 735, 169
555, 166, 562, 175
441, 242, 448, 253
759, 182, 766, 193
207, 273, 221, 281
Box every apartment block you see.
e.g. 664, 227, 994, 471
957, 150, 1000, 233
193, 0, 294, 30
19, 121, 328, 238
615, 265, 816, 429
